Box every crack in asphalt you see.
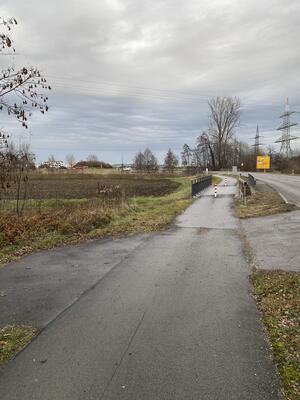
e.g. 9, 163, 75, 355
99, 311, 147, 400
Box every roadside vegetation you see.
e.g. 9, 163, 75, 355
0, 174, 192, 265
212, 176, 222, 185
0, 325, 38, 366
252, 270, 300, 400
234, 192, 298, 219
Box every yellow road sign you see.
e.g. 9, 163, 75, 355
256, 156, 270, 170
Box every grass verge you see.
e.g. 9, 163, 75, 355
0, 325, 38, 366
252, 270, 300, 400
0, 177, 192, 265
212, 175, 222, 185
235, 192, 298, 218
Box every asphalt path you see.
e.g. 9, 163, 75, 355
251, 172, 300, 206
0, 234, 150, 327
0, 177, 281, 399
242, 210, 300, 272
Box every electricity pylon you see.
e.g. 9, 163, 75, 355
251, 125, 263, 156
275, 98, 298, 157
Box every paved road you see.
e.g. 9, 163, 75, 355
242, 210, 300, 272
251, 172, 300, 206
0, 178, 281, 400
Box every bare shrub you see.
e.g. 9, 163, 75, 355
0, 144, 35, 214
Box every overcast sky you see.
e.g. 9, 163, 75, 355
1, 0, 300, 164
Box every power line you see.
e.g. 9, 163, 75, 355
46, 74, 218, 98
48, 75, 284, 107
44, 75, 300, 117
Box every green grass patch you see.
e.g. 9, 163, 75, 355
0, 325, 38, 366
252, 270, 300, 400
90, 177, 192, 237
212, 175, 222, 185
235, 192, 298, 219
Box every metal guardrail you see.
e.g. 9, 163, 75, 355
238, 177, 251, 204
247, 174, 256, 187
191, 175, 212, 197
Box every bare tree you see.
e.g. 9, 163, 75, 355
132, 148, 158, 173
208, 96, 241, 169
163, 149, 178, 173
132, 151, 145, 172
143, 148, 158, 173
86, 154, 99, 162
47, 154, 57, 167
267, 145, 276, 158
0, 143, 35, 214
191, 147, 201, 168
181, 144, 192, 166
66, 153, 76, 168
196, 132, 216, 170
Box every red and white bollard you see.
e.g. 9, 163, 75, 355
214, 184, 217, 198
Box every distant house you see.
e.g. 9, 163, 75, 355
113, 164, 132, 172
72, 164, 88, 170
39, 160, 65, 169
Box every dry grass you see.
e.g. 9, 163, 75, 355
235, 192, 298, 219
212, 175, 222, 185
0, 204, 113, 246
252, 270, 300, 400
0, 325, 38, 366
0, 177, 192, 265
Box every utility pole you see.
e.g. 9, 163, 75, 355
275, 98, 298, 157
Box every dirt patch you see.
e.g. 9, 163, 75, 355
3, 173, 179, 200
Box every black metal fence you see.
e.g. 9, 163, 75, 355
191, 175, 212, 197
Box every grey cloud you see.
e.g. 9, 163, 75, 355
1, 0, 300, 162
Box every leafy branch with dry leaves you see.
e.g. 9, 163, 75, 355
0, 17, 51, 130
0, 17, 17, 50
